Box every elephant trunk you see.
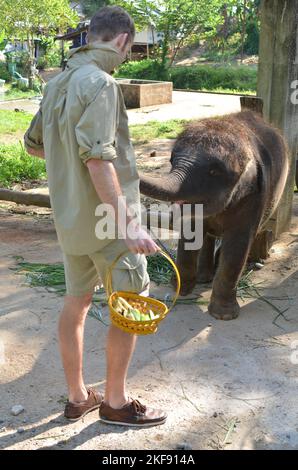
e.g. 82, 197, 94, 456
139, 172, 187, 202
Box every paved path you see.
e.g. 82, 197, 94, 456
0, 91, 241, 124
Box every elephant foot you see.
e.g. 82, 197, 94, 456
197, 271, 214, 284
208, 299, 240, 321
171, 274, 196, 296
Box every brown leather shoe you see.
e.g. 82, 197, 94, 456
64, 388, 103, 421
99, 399, 167, 427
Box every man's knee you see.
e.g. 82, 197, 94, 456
63, 291, 93, 312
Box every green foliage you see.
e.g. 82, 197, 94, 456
80, 0, 111, 17
0, 0, 78, 88
0, 62, 10, 82
170, 64, 257, 92
243, 21, 259, 55
113, 0, 225, 65
0, 142, 46, 187
0, 0, 78, 39
5, 50, 31, 77
44, 49, 62, 68
206, 0, 260, 59
36, 37, 62, 69
116, 59, 169, 81
117, 59, 257, 93
37, 48, 62, 70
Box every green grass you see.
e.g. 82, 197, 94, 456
0, 142, 46, 187
1, 84, 39, 101
0, 109, 33, 135
12, 252, 176, 295
130, 119, 187, 144
187, 87, 256, 96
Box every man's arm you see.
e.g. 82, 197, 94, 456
24, 106, 45, 159
86, 159, 159, 255
26, 146, 45, 159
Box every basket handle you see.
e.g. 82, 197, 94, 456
106, 249, 181, 313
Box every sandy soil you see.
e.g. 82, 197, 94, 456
1, 140, 298, 450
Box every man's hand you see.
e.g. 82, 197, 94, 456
26, 146, 45, 159
125, 223, 160, 255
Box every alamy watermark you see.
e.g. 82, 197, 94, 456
290, 79, 298, 105
290, 340, 298, 365
94, 196, 204, 250
0, 339, 5, 365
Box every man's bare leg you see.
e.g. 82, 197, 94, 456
104, 285, 149, 409
104, 326, 137, 409
58, 293, 93, 403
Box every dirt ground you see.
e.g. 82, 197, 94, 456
1, 137, 298, 450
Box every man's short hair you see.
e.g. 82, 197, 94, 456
88, 6, 135, 43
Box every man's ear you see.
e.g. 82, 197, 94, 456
115, 32, 129, 52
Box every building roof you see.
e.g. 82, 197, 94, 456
55, 23, 161, 45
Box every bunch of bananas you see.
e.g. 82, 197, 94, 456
113, 296, 159, 322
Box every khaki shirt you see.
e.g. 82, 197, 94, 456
24, 43, 141, 255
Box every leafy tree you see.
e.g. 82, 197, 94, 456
112, 0, 225, 67
0, 0, 78, 87
79, 0, 110, 17
222, 0, 260, 60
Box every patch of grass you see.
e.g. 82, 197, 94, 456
189, 87, 256, 96
1, 84, 39, 101
130, 119, 186, 144
0, 109, 33, 135
0, 142, 46, 187
12, 252, 176, 295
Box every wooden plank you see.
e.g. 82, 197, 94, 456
240, 96, 264, 115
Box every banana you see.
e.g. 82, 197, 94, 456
117, 296, 132, 310
113, 296, 160, 322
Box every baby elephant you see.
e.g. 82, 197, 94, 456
140, 111, 289, 320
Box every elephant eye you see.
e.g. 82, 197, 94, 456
209, 169, 217, 176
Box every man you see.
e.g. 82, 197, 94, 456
24, 6, 166, 427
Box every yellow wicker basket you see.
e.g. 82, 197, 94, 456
107, 250, 180, 335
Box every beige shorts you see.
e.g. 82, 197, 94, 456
62, 238, 150, 297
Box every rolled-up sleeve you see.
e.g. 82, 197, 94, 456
24, 105, 43, 151
75, 80, 118, 164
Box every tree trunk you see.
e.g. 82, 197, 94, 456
240, 0, 247, 63
28, 33, 35, 90
169, 37, 184, 68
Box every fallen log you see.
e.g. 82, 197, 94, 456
0, 189, 51, 208
0, 189, 178, 233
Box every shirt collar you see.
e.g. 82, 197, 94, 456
66, 42, 124, 74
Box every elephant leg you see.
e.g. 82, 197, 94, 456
208, 223, 258, 321
172, 234, 200, 296
197, 233, 216, 283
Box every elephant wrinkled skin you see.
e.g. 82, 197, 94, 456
140, 111, 289, 320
